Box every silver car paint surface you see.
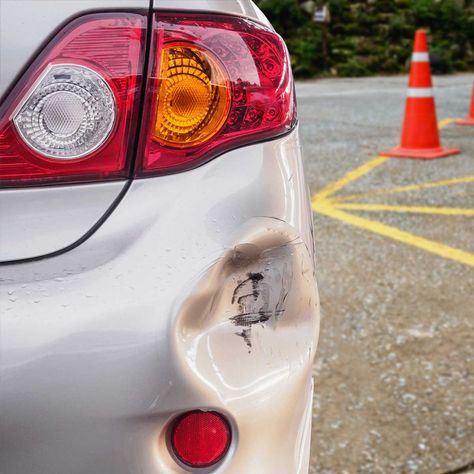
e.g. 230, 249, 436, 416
0, 182, 127, 261
0, 1, 319, 473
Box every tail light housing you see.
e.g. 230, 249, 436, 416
0, 12, 295, 188
137, 14, 295, 175
0, 14, 146, 187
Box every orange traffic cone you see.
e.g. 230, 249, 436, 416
380, 30, 460, 159
456, 82, 474, 126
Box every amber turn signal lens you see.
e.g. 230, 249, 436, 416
153, 46, 230, 148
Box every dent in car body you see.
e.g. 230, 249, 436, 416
1, 128, 319, 474
174, 217, 319, 403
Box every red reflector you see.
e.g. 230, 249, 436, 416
171, 411, 231, 468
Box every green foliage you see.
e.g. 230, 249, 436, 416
258, 0, 324, 77
255, 0, 474, 77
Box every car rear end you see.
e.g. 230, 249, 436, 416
0, 1, 319, 473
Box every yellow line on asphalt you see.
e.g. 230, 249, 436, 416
438, 117, 457, 130
320, 117, 458, 202
437, 117, 457, 129
311, 117, 474, 267
331, 175, 474, 203
333, 203, 474, 216
313, 203, 474, 267
312, 155, 388, 201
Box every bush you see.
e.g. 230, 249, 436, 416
255, 0, 474, 77
337, 57, 371, 77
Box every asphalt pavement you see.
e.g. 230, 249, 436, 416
297, 74, 474, 474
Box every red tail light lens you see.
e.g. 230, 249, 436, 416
0, 14, 146, 187
137, 14, 296, 176
170, 411, 231, 468
0, 13, 295, 187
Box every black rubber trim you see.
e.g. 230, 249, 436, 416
128, 0, 154, 176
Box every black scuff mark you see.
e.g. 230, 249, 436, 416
230, 309, 284, 327
276, 289, 289, 321
237, 293, 258, 305
235, 328, 252, 353
230, 270, 286, 351
231, 272, 264, 304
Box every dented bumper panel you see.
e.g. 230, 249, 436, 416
0, 128, 320, 474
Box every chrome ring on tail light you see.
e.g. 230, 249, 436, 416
13, 64, 116, 160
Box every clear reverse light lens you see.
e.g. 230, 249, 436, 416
13, 64, 116, 160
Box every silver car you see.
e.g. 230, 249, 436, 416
0, 1, 320, 472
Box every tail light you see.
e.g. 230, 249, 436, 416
0, 12, 295, 188
170, 411, 232, 468
137, 14, 295, 175
0, 14, 146, 187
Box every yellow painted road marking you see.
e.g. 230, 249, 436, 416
314, 204, 474, 267
331, 175, 474, 203
311, 118, 474, 267
437, 117, 457, 129
333, 203, 474, 217
312, 155, 388, 201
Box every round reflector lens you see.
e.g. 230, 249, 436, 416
153, 46, 230, 148
170, 411, 231, 467
13, 64, 116, 160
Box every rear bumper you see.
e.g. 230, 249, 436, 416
0, 128, 319, 473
